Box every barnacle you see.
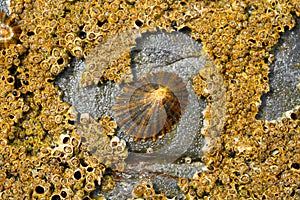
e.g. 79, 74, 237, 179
81, 29, 140, 86
0, 11, 21, 49
131, 179, 173, 199
76, 113, 128, 171
113, 71, 188, 141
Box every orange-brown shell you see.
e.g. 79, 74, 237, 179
0, 12, 21, 49
113, 71, 188, 141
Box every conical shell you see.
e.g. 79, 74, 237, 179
113, 71, 188, 141
0, 11, 22, 49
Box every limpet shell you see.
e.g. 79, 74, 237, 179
0, 11, 21, 49
113, 71, 188, 141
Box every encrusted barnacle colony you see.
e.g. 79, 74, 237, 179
81, 29, 140, 86
0, 11, 21, 49
113, 71, 188, 142
76, 112, 128, 171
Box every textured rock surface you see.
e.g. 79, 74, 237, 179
257, 17, 300, 121
0, 0, 9, 14
55, 58, 120, 119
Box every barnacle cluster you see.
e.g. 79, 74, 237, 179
177, 0, 300, 199
0, 121, 107, 199
130, 179, 174, 200
81, 30, 139, 86
77, 113, 128, 172
0, 0, 299, 199
192, 60, 227, 153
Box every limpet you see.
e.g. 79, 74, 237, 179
0, 11, 21, 49
113, 71, 188, 141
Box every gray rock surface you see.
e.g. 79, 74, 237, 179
257, 17, 300, 121
55, 58, 120, 119
0, 0, 9, 14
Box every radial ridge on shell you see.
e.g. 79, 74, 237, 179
113, 71, 188, 141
